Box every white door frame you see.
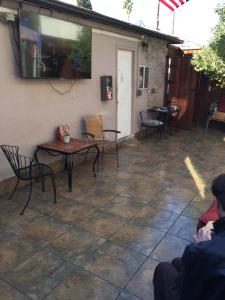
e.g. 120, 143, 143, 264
116, 47, 135, 139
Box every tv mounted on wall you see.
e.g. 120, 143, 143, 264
19, 10, 92, 79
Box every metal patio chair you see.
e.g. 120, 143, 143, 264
205, 101, 221, 134
0, 145, 56, 215
139, 111, 164, 139
83, 115, 121, 167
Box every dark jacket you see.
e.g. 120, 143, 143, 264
179, 216, 225, 300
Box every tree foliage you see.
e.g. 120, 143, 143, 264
123, 0, 133, 21
77, 0, 92, 10
191, 4, 225, 87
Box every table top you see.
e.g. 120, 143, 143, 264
148, 106, 181, 113
37, 138, 97, 155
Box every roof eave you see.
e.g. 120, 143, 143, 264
20, 0, 183, 44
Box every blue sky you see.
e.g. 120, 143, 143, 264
61, 0, 224, 45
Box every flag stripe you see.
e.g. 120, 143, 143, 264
170, 0, 179, 8
160, 0, 189, 11
160, 0, 175, 11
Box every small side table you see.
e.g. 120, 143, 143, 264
35, 138, 100, 192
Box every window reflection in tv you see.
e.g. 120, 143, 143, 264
19, 10, 92, 79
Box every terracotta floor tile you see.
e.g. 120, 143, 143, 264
151, 234, 189, 262
11, 187, 54, 208
32, 195, 73, 214
1, 129, 224, 298
2, 250, 76, 300
48, 227, 105, 265
96, 182, 129, 195
84, 241, 146, 287
0, 228, 37, 273
57, 184, 84, 199
121, 184, 159, 205
150, 190, 192, 213
103, 196, 145, 219
80, 210, 126, 238
110, 223, 164, 255
169, 215, 197, 242
0, 197, 17, 211
45, 268, 120, 300
16, 215, 70, 246
0, 204, 39, 232
131, 206, 179, 232
50, 202, 96, 225
117, 290, 141, 300
0, 279, 29, 300
110, 171, 143, 185
75, 191, 115, 208
126, 258, 158, 300
182, 199, 211, 218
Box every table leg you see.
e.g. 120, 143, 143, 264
93, 146, 100, 177
67, 154, 73, 192
34, 148, 40, 163
65, 156, 68, 170
34, 148, 41, 184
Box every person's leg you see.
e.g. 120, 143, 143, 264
153, 262, 181, 300
172, 257, 184, 273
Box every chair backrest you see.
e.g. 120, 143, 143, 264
0, 145, 32, 179
168, 104, 181, 119
140, 111, 158, 123
84, 115, 104, 139
209, 101, 217, 118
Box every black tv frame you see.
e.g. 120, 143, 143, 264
19, 9, 92, 80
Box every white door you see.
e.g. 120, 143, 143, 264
117, 50, 132, 139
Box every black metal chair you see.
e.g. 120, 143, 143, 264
205, 101, 219, 134
139, 111, 164, 139
0, 145, 56, 215
167, 104, 181, 129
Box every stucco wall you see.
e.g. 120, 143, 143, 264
0, 3, 167, 181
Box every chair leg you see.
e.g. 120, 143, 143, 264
84, 148, 90, 162
40, 172, 45, 192
102, 146, 105, 159
50, 174, 57, 203
205, 119, 210, 136
116, 143, 119, 168
159, 127, 162, 140
38, 164, 45, 192
41, 177, 45, 192
164, 125, 168, 139
139, 125, 143, 138
20, 180, 32, 215
9, 178, 19, 200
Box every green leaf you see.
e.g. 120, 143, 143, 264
191, 3, 225, 87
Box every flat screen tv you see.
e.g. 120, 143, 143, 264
19, 10, 92, 79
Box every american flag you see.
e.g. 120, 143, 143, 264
159, 0, 189, 11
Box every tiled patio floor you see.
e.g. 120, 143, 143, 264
1, 129, 225, 299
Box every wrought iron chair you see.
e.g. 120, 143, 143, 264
0, 145, 56, 215
167, 104, 181, 129
205, 101, 221, 134
139, 111, 164, 139
83, 115, 121, 167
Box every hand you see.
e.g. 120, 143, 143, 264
194, 222, 214, 243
